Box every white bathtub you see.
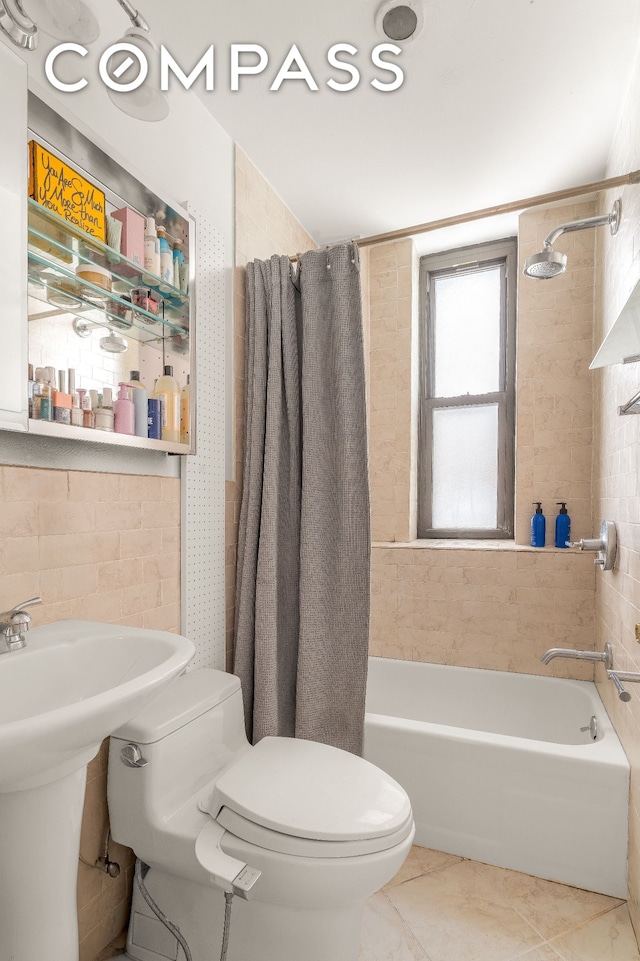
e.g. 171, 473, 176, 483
364, 657, 630, 898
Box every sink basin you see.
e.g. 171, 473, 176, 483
0, 619, 195, 961
0, 619, 195, 792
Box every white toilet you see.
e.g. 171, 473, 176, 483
108, 668, 414, 961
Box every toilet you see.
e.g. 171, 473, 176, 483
108, 668, 414, 961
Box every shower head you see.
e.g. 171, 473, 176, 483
523, 198, 621, 281
100, 332, 128, 354
522, 247, 567, 280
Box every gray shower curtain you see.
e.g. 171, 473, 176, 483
233, 243, 370, 756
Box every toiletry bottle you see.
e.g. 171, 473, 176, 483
172, 239, 184, 289
152, 365, 180, 442
114, 384, 135, 435
555, 502, 571, 549
147, 397, 162, 440
71, 392, 83, 427
32, 367, 52, 421
95, 387, 115, 432
144, 216, 160, 277
53, 371, 72, 425
126, 370, 149, 439
530, 503, 546, 548
157, 225, 173, 285
180, 374, 190, 446
81, 391, 94, 429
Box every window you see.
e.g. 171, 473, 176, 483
418, 238, 517, 538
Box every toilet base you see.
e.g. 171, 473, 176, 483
124, 867, 364, 961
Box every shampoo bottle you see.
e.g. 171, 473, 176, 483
153, 365, 180, 442
530, 502, 546, 548
555, 502, 571, 549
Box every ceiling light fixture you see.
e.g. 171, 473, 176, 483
375, 0, 424, 45
0, 0, 168, 122
105, 4, 169, 123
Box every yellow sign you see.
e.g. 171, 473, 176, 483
29, 141, 106, 242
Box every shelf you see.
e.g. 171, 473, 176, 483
29, 199, 189, 312
28, 417, 190, 454
28, 254, 189, 351
590, 278, 640, 368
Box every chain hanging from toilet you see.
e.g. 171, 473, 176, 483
134, 859, 236, 961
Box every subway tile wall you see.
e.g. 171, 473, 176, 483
0, 465, 181, 960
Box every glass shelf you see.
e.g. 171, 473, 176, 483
28, 252, 189, 350
28, 198, 189, 319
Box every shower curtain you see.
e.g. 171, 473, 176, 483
234, 243, 370, 756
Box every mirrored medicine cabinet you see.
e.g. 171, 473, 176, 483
0, 54, 196, 455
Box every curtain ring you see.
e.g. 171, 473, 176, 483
326, 245, 331, 270
350, 241, 360, 270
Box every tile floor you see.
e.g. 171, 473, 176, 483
359, 846, 640, 961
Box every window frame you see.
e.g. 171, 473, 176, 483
418, 238, 517, 539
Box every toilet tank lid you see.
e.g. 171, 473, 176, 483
112, 669, 241, 744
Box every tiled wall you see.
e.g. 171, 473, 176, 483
366, 212, 597, 677
592, 48, 640, 935
0, 465, 181, 960
516, 202, 596, 546
225, 147, 316, 669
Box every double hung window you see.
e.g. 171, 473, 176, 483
418, 238, 517, 538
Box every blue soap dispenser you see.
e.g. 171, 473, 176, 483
530, 502, 546, 548
555, 502, 571, 549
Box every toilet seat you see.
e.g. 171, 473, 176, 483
204, 735, 412, 847
216, 805, 414, 858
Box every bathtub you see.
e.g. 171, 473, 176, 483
363, 657, 630, 898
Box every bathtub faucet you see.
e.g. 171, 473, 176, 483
540, 643, 613, 668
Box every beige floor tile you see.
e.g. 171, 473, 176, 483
470, 861, 623, 940
384, 845, 463, 890
359, 892, 431, 961
385, 859, 543, 961
510, 946, 564, 960
550, 904, 640, 961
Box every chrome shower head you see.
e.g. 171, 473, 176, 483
523, 198, 621, 281
523, 247, 567, 280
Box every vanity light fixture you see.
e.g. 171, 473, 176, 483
0, 0, 97, 48
0, 0, 168, 121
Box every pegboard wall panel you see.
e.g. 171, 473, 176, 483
181, 205, 227, 670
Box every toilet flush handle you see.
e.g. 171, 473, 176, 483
120, 743, 148, 768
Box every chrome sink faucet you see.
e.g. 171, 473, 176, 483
0, 597, 42, 653
540, 643, 613, 667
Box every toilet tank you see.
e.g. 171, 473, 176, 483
108, 669, 250, 845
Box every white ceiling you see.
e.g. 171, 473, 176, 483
146, 0, 640, 254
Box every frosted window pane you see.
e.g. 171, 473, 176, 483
433, 268, 501, 397
432, 405, 498, 529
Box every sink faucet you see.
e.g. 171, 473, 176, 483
0, 597, 42, 653
540, 642, 612, 667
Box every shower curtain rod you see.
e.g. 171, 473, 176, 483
289, 168, 640, 261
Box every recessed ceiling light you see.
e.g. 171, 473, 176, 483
375, 0, 424, 44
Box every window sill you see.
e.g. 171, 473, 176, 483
372, 539, 583, 553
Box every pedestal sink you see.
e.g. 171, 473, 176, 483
0, 619, 195, 961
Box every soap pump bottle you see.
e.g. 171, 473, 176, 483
153, 365, 180, 442
530, 502, 546, 548
555, 502, 571, 549
114, 384, 135, 436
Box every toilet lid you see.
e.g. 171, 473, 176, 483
204, 736, 411, 842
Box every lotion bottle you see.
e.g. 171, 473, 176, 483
114, 384, 135, 435
554, 502, 571, 549
144, 217, 160, 277
157, 226, 173, 285
530, 502, 546, 548
126, 370, 149, 439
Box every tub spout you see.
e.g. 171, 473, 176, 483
540, 643, 613, 668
